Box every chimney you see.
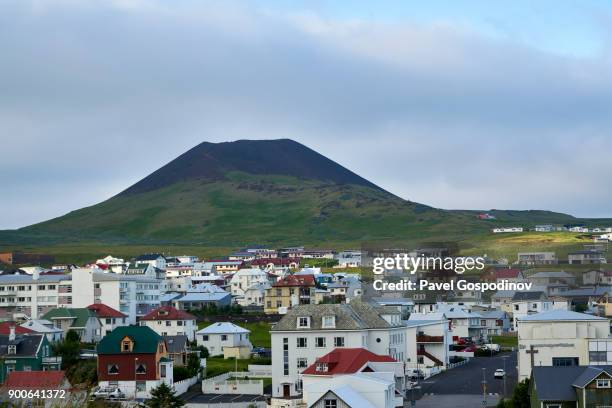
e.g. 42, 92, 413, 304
9, 325, 16, 341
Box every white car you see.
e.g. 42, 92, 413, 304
92, 387, 124, 399
494, 369, 505, 379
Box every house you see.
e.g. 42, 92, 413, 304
405, 314, 451, 369
509, 291, 552, 329
195, 322, 252, 359
491, 290, 516, 312
134, 253, 166, 270
229, 268, 274, 304
529, 365, 612, 408
170, 290, 232, 311
516, 310, 611, 380
300, 348, 403, 408
437, 305, 485, 341
534, 225, 555, 232
19, 320, 64, 342
334, 250, 362, 268
251, 258, 300, 270
0, 329, 61, 384
568, 250, 606, 265
3, 371, 72, 407
480, 310, 511, 336
96, 255, 128, 273
124, 263, 165, 279
493, 268, 525, 283
96, 326, 173, 398
270, 299, 407, 399
492, 227, 524, 233
527, 271, 577, 286
517, 252, 557, 265
162, 335, 191, 367
302, 249, 335, 260
42, 307, 102, 343
557, 287, 612, 312
87, 303, 128, 337
327, 277, 362, 302
139, 306, 197, 341
264, 274, 316, 314
583, 270, 612, 285
228, 251, 256, 262
201, 260, 243, 275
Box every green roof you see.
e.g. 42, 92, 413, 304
42, 308, 96, 328
96, 326, 161, 354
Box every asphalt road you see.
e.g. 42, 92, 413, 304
415, 352, 518, 398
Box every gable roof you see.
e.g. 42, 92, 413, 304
196, 322, 249, 335
97, 326, 161, 354
272, 274, 315, 287
311, 385, 377, 408
4, 371, 67, 389
42, 308, 97, 328
140, 306, 195, 321
302, 348, 396, 375
519, 309, 607, 322
494, 268, 522, 279
0, 322, 33, 335
0, 334, 44, 357
572, 366, 612, 388
161, 335, 188, 353
87, 303, 127, 318
135, 253, 164, 261
532, 366, 612, 401
20, 320, 63, 334
272, 299, 393, 331
512, 291, 546, 301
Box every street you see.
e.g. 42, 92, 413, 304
415, 352, 518, 398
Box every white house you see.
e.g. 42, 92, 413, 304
139, 306, 197, 341
19, 319, 64, 342
195, 322, 252, 359
509, 291, 554, 330
229, 268, 273, 301
270, 300, 407, 399
134, 253, 167, 270
86, 303, 129, 337
516, 310, 611, 380
300, 348, 403, 408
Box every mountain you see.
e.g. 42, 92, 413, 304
4, 139, 607, 247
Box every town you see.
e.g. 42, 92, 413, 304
0, 245, 610, 408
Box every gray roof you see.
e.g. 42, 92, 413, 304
572, 366, 612, 388
162, 335, 188, 354
272, 299, 393, 331
0, 274, 69, 283
559, 287, 611, 297
529, 271, 575, 278
176, 292, 230, 302
532, 366, 612, 401
491, 290, 516, 299
519, 310, 606, 322
0, 334, 44, 357
512, 291, 547, 301
481, 310, 508, 319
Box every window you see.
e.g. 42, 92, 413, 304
276, 301, 282, 307
334, 337, 345, 347
552, 357, 578, 367
316, 363, 328, 372
106, 318, 112, 324
202, 335, 209, 341
322, 316, 335, 328
107, 364, 119, 375
221, 335, 228, 341
136, 381, 146, 392
590, 351, 607, 362
297, 358, 308, 368
135, 363, 147, 374
160, 364, 166, 378
283, 338, 289, 375
596, 379, 611, 388
315, 337, 326, 348
8, 345, 16, 355
165, 321, 171, 326
297, 337, 307, 348
297, 317, 310, 328
122, 341, 131, 352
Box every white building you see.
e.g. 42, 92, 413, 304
139, 306, 197, 341
0, 272, 70, 320
509, 291, 554, 330
20, 319, 64, 342
86, 303, 129, 337
95, 255, 128, 273
134, 253, 167, 270
300, 348, 403, 408
195, 322, 252, 359
270, 300, 408, 398
229, 268, 273, 301
516, 310, 611, 380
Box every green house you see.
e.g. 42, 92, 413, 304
0, 332, 62, 384
530, 365, 612, 408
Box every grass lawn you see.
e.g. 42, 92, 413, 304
491, 335, 518, 348
205, 356, 271, 378
198, 321, 272, 348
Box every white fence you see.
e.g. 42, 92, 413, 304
448, 358, 470, 369
247, 364, 272, 377
202, 378, 263, 395
174, 375, 199, 395
186, 401, 266, 408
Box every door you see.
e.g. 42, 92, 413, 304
283, 384, 290, 398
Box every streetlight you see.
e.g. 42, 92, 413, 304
502, 355, 508, 398
482, 368, 487, 407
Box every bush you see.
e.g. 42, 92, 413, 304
173, 366, 191, 382
66, 359, 97, 386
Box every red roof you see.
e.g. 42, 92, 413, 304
5, 371, 67, 389
87, 303, 126, 318
140, 306, 195, 321
301, 348, 396, 375
494, 268, 522, 279
0, 322, 33, 335
273, 274, 315, 287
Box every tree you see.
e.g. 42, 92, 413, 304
512, 379, 530, 408
195, 345, 209, 358
142, 382, 185, 408
54, 330, 81, 369
65, 329, 81, 343
186, 353, 201, 377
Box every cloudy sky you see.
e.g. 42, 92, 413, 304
3, 0, 612, 229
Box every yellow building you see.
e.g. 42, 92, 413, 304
264, 274, 315, 314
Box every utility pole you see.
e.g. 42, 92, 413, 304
482, 368, 487, 407
502, 355, 508, 398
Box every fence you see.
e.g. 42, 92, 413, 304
246, 365, 272, 377
186, 401, 266, 408
448, 358, 470, 370
174, 375, 199, 395
202, 378, 264, 395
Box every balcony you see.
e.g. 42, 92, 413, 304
416, 335, 444, 343
42, 356, 62, 365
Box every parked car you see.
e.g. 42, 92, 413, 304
481, 344, 501, 352
409, 369, 425, 380
494, 369, 505, 379
92, 387, 124, 400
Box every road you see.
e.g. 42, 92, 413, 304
415, 352, 518, 398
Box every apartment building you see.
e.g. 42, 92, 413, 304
270, 300, 407, 399
0, 272, 70, 320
